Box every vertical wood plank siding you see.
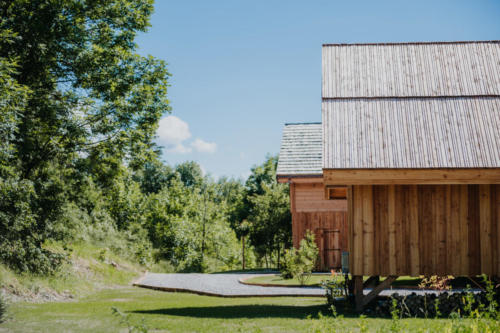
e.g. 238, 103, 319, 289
350, 184, 500, 276
291, 183, 348, 270
292, 211, 348, 270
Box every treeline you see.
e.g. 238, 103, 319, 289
0, 0, 290, 275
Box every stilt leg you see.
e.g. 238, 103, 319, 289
354, 275, 364, 312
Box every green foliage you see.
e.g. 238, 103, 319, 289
242, 155, 291, 267
322, 273, 348, 306
280, 231, 318, 285
0, 174, 66, 274
143, 172, 241, 272
0, 0, 170, 274
0, 1, 289, 278
133, 160, 173, 195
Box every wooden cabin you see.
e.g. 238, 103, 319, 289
321, 41, 500, 310
276, 123, 348, 271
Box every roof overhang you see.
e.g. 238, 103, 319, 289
276, 174, 323, 184
323, 168, 500, 185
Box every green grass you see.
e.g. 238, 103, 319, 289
243, 274, 331, 287
0, 242, 144, 300
2, 287, 496, 332
243, 274, 424, 288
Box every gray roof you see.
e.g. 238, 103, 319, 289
322, 41, 500, 99
277, 123, 322, 176
323, 97, 500, 168
322, 41, 500, 169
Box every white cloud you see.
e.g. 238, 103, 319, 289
168, 144, 192, 154
157, 115, 192, 153
191, 138, 217, 153
157, 115, 217, 154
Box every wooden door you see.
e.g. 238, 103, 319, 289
315, 228, 342, 270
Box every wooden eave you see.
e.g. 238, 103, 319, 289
323, 168, 500, 185
276, 174, 323, 184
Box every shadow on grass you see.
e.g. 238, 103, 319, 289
132, 304, 331, 319
210, 268, 279, 274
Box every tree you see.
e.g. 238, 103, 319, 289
245, 154, 278, 196
134, 159, 174, 195
175, 161, 204, 188
0, 0, 170, 273
248, 182, 291, 268
237, 154, 292, 268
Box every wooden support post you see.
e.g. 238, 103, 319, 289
363, 276, 398, 309
354, 276, 364, 312
355, 276, 398, 312
363, 276, 380, 288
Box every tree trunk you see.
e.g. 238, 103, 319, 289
242, 235, 245, 270
277, 242, 280, 269
200, 192, 207, 271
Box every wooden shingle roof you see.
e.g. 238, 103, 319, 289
322, 41, 500, 169
277, 123, 322, 177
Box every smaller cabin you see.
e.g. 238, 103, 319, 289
276, 123, 348, 271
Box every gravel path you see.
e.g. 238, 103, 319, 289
134, 273, 480, 298
134, 273, 325, 297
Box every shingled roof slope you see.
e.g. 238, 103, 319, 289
277, 123, 322, 177
322, 41, 500, 99
322, 41, 500, 169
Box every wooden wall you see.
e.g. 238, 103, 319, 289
291, 182, 348, 270
349, 184, 500, 277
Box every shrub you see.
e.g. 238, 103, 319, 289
323, 272, 348, 306
0, 172, 66, 275
281, 230, 318, 285
418, 275, 454, 290
365, 290, 500, 318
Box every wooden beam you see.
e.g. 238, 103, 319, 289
347, 186, 353, 274
323, 168, 500, 185
361, 276, 398, 308
409, 186, 420, 276
325, 186, 348, 200
277, 176, 323, 184
479, 185, 492, 275
363, 276, 380, 288
290, 182, 296, 213
354, 276, 364, 312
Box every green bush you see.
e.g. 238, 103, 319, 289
0, 177, 66, 274
323, 273, 348, 305
281, 230, 318, 285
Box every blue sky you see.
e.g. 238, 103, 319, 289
136, 0, 500, 179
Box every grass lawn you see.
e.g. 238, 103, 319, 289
243, 274, 331, 287
243, 274, 423, 288
2, 286, 494, 333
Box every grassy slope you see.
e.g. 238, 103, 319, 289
0, 242, 144, 301
2, 287, 492, 333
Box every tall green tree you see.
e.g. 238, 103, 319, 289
248, 182, 291, 268
227, 154, 292, 268
0, 0, 170, 273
